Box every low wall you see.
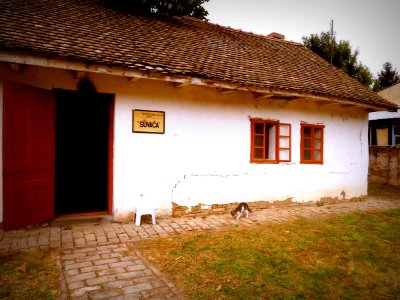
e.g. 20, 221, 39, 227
369, 146, 400, 187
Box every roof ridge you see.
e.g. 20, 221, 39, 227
180, 16, 302, 46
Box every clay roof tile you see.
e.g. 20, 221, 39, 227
0, 0, 397, 111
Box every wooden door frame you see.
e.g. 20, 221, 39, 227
107, 97, 114, 214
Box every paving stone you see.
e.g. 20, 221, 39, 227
85, 233, 96, 241
73, 247, 97, 254
110, 293, 142, 300
116, 270, 146, 280
88, 288, 121, 300
103, 280, 134, 289
94, 257, 119, 266
97, 267, 125, 276
75, 254, 101, 263
62, 252, 87, 261
109, 261, 130, 269
100, 252, 122, 259
68, 280, 85, 290
70, 285, 101, 297
125, 263, 146, 272
96, 236, 108, 243
66, 271, 96, 284
113, 246, 129, 253
64, 261, 92, 271
86, 274, 117, 286
80, 264, 109, 273
123, 283, 152, 294
97, 244, 119, 251
65, 268, 80, 276
108, 238, 120, 243
73, 232, 84, 238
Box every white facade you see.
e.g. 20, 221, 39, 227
369, 83, 400, 121
0, 63, 370, 222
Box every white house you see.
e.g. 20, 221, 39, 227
0, 0, 397, 230
369, 83, 400, 145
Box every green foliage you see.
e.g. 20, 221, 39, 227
303, 31, 373, 87
373, 62, 400, 91
110, 0, 209, 19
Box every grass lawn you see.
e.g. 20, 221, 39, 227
140, 209, 400, 299
0, 250, 60, 299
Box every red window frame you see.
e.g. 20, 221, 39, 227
300, 123, 324, 164
278, 123, 291, 162
250, 119, 291, 163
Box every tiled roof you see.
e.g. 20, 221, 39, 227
0, 0, 397, 111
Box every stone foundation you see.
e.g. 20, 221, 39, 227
316, 195, 367, 206
172, 196, 367, 218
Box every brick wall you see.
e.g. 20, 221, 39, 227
369, 146, 400, 187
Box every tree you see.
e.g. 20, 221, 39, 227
373, 62, 400, 91
110, 0, 209, 20
302, 31, 373, 87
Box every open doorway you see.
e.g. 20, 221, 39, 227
55, 89, 113, 215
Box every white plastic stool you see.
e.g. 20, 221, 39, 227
135, 207, 156, 226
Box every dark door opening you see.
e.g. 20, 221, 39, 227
55, 90, 112, 215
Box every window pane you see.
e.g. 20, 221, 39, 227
304, 149, 311, 160
280, 138, 289, 148
304, 138, 311, 148
267, 124, 277, 160
314, 128, 322, 138
314, 150, 321, 161
301, 124, 323, 164
280, 125, 289, 136
254, 123, 264, 134
254, 148, 263, 159
254, 135, 264, 146
314, 139, 321, 149
280, 149, 289, 161
304, 127, 311, 137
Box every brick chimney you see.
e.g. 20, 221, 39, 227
266, 32, 285, 40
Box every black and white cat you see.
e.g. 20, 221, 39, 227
230, 202, 252, 220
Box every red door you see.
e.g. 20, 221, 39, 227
3, 80, 55, 230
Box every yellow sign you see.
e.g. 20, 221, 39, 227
132, 110, 165, 134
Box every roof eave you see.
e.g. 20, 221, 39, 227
1, 50, 396, 112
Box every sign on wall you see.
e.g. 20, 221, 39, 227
132, 109, 165, 134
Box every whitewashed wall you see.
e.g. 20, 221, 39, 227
0, 63, 369, 222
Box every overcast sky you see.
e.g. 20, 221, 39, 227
203, 0, 400, 77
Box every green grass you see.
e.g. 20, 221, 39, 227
0, 250, 60, 299
140, 209, 400, 299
